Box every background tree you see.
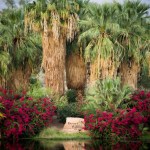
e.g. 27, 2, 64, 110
79, 0, 150, 89
25, 0, 80, 95
79, 3, 120, 84
0, 8, 42, 90
66, 0, 89, 91
114, 0, 150, 89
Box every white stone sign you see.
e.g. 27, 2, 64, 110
63, 117, 85, 133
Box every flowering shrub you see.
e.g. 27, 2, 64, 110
84, 108, 147, 140
0, 88, 56, 140
131, 91, 150, 124
84, 90, 150, 140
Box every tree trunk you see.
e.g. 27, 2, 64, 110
0, 76, 5, 88
66, 53, 86, 90
7, 66, 32, 91
120, 60, 140, 89
42, 32, 66, 95
89, 56, 117, 86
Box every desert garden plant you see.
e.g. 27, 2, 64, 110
84, 90, 150, 140
0, 88, 56, 140
27, 80, 52, 99
57, 102, 83, 123
25, 0, 81, 95
0, 8, 42, 90
83, 77, 132, 114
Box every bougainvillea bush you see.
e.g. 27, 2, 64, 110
84, 90, 150, 140
0, 88, 56, 140
130, 90, 150, 125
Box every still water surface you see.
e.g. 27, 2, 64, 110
0, 139, 150, 150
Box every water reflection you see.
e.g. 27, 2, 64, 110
0, 139, 149, 150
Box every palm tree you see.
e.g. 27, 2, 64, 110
25, 0, 80, 94
0, 52, 10, 88
79, 0, 150, 89
0, 8, 42, 90
66, 0, 89, 90
79, 3, 120, 84
114, 0, 150, 89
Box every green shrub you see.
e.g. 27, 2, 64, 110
66, 89, 77, 103
27, 81, 52, 98
54, 95, 68, 108
57, 103, 83, 123
83, 77, 133, 114
55, 90, 83, 123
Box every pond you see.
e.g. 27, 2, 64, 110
0, 139, 150, 150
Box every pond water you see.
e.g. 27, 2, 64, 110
0, 139, 150, 150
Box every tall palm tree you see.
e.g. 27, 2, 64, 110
114, 0, 150, 89
0, 52, 10, 87
79, 3, 120, 84
0, 8, 42, 90
66, 0, 89, 90
25, 0, 80, 94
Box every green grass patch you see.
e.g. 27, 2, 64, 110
34, 127, 91, 140
140, 133, 150, 141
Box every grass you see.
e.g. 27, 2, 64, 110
140, 133, 150, 141
34, 127, 91, 140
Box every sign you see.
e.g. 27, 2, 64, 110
63, 117, 85, 133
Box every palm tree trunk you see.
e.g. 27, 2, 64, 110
120, 60, 140, 89
90, 58, 99, 85
0, 76, 6, 89
7, 66, 32, 91
89, 57, 117, 85
100, 58, 117, 79
42, 32, 66, 95
66, 53, 86, 90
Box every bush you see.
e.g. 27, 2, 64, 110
0, 88, 56, 140
84, 90, 150, 140
55, 90, 83, 123
57, 103, 83, 123
54, 95, 68, 109
83, 77, 132, 114
27, 81, 52, 98
66, 89, 77, 103
84, 108, 147, 140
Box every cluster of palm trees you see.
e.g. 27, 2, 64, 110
0, 0, 42, 90
0, 0, 149, 94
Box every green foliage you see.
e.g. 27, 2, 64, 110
57, 102, 83, 123
138, 65, 150, 90
27, 80, 52, 98
0, 102, 4, 109
83, 77, 133, 114
79, 0, 150, 87
66, 89, 77, 103
0, 8, 42, 85
54, 95, 68, 109
79, 3, 117, 62
54, 89, 82, 123
0, 51, 10, 76
0, 0, 149, 94
37, 127, 90, 140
